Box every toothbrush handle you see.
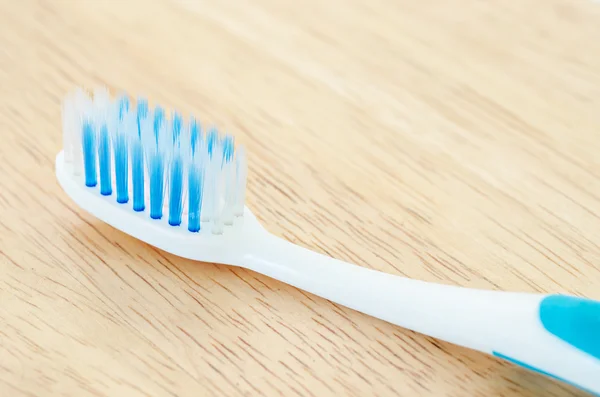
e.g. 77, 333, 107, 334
242, 234, 600, 395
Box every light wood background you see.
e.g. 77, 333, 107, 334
1, 0, 600, 396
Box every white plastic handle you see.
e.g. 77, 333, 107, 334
54, 151, 600, 395
241, 233, 600, 395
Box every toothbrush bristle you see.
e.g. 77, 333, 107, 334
113, 97, 130, 203
153, 106, 164, 143
168, 111, 185, 226
145, 108, 167, 220
118, 95, 130, 119
133, 98, 147, 211
98, 124, 112, 196
82, 120, 97, 187
62, 87, 248, 234
207, 128, 218, 158
190, 118, 200, 156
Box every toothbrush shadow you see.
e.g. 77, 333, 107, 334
86, 218, 276, 298
492, 360, 592, 397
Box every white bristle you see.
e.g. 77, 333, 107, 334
62, 93, 74, 164
201, 146, 216, 223
61, 87, 248, 235
93, 86, 111, 110
222, 159, 236, 226
70, 88, 92, 176
234, 146, 248, 217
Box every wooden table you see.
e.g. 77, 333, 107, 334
1, 0, 599, 396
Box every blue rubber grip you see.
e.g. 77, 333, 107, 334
493, 294, 600, 396
539, 294, 600, 360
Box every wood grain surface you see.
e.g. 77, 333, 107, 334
1, 0, 600, 396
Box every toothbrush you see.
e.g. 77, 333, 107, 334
56, 87, 600, 396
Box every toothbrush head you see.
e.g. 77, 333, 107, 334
57, 87, 260, 264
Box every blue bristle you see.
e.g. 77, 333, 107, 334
172, 112, 182, 144
223, 136, 234, 163
114, 133, 129, 203
82, 121, 97, 187
149, 108, 165, 219
207, 128, 218, 158
190, 118, 200, 155
132, 99, 148, 211
188, 165, 203, 232
131, 141, 145, 211
168, 155, 184, 226
98, 124, 112, 196
137, 99, 148, 130
118, 96, 130, 119
153, 106, 164, 143
222, 136, 228, 163
114, 106, 129, 203
167, 112, 184, 226
148, 154, 165, 219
